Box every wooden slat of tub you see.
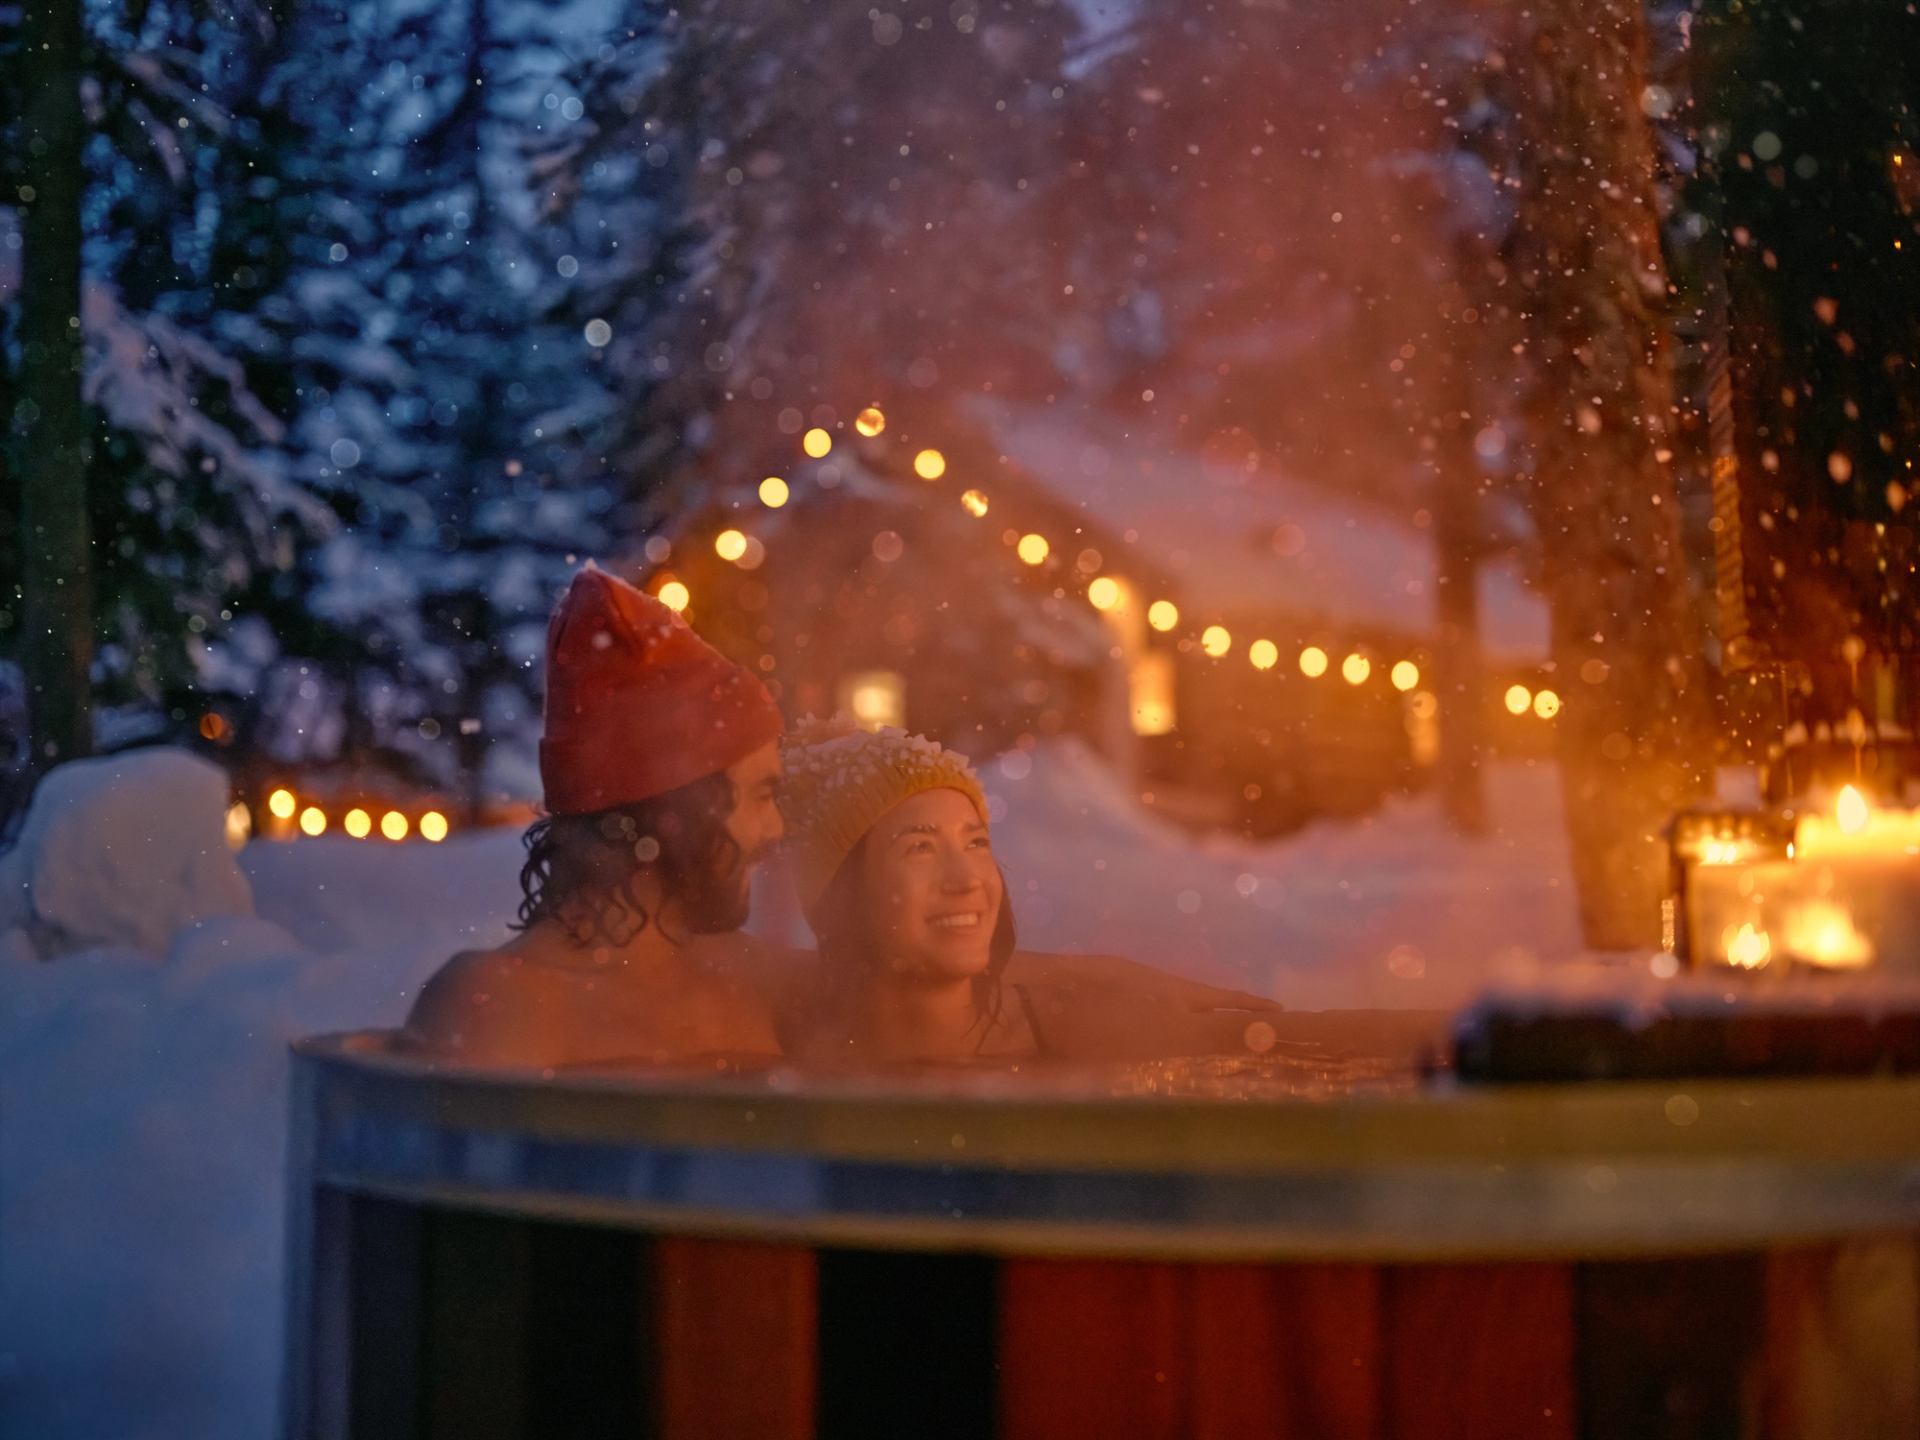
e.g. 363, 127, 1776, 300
1187, 1263, 1381, 1440
347, 1194, 427, 1440
421, 1210, 532, 1440
1381, 1262, 1576, 1440
654, 1236, 817, 1440
1763, 1240, 1920, 1440
998, 1258, 1185, 1440
1575, 1254, 1765, 1440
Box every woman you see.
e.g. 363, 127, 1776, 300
778, 719, 1033, 1062
775, 720, 1284, 1065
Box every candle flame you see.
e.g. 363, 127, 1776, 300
1723, 921, 1772, 970
1837, 784, 1870, 835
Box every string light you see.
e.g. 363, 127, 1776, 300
1390, 660, 1420, 692
914, 448, 947, 480
420, 811, 449, 843
758, 477, 789, 508
1299, 646, 1328, 678
1017, 533, 1050, 565
1088, 576, 1122, 611
657, 580, 690, 612
1249, 639, 1279, 671
1147, 600, 1179, 632
802, 427, 833, 458
960, 489, 989, 517
299, 806, 327, 837
344, 808, 372, 839
1533, 689, 1561, 719
381, 811, 409, 841
1201, 625, 1231, 657
1342, 653, 1371, 685
714, 529, 749, 562
855, 406, 887, 437
1504, 684, 1533, 716
268, 789, 296, 820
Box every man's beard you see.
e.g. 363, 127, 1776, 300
676, 851, 755, 934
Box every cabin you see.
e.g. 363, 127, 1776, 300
651, 400, 1552, 836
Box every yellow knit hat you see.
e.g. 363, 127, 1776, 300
779, 716, 990, 922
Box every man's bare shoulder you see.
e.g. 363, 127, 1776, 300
401, 946, 562, 1066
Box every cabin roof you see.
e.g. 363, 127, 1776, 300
973, 399, 1549, 661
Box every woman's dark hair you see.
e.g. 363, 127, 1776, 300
809, 837, 1018, 1051
515, 769, 741, 946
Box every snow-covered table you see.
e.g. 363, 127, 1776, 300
284, 1029, 1920, 1440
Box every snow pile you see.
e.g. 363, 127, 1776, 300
983, 739, 1581, 1010
0, 743, 1577, 1438
0, 826, 525, 1440
0, 750, 257, 958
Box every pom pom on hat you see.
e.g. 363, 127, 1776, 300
779, 717, 989, 924
538, 563, 782, 815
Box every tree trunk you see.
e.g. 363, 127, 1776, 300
16, 0, 93, 774
1510, 0, 1710, 949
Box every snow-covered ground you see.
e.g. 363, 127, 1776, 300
0, 744, 1578, 1439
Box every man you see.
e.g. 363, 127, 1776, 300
404, 564, 786, 1069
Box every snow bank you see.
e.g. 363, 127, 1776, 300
0, 749, 254, 957
983, 739, 1581, 1010
0, 745, 1578, 1438
0, 831, 524, 1440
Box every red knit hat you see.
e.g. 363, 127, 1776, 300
538, 564, 783, 815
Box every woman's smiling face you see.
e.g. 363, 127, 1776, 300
859, 787, 1003, 983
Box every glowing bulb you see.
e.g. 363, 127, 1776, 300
960, 489, 989, 517
1017, 533, 1050, 566
1088, 576, 1121, 610
714, 529, 748, 562
344, 808, 372, 839
268, 788, 296, 820
1147, 600, 1179, 632
758, 476, 789, 508
381, 811, 409, 842
657, 580, 690, 613
1837, 784, 1870, 835
1201, 625, 1231, 658
1250, 639, 1279, 671
1341, 653, 1371, 686
914, 448, 947, 480
1299, 646, 1328, 678
1533, 689, 1562, 719
1390, 660, 1420, 692
1724, 921, 1772, 970
420, 811, 449, 843
802, 427, 833, 458
224, 803, 252, 852
1505, 684, 1533, 716
299, 806, 327, 837
855, 406, 886, 437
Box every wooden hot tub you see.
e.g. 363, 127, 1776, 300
283, 1023, 1920, 1439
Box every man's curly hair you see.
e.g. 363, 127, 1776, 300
515, 770, 741, 946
